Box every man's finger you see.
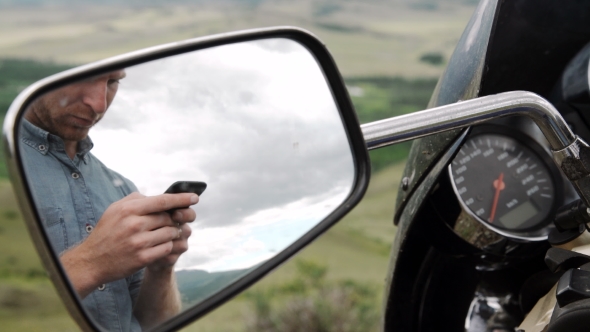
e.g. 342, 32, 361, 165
141, 213, 175, 231
171, 208, 197, 224
119, 191, 145, 202
172, 223, 192, 241
131, 193, 199, 215
140, 242, 175, 267
180, 223, 192, 239
141, 226, 180, 247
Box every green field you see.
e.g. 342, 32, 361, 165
0, 1, 475, 78
0, 180, 78, 331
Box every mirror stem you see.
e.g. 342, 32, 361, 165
361, 90, 590, 209
361, 91, 575, 151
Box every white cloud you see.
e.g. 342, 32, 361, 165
90, 38, 355, 273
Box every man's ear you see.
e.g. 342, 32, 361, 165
22, 104, 37, 124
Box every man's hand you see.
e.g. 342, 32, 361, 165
133, 212, 194, 329
146, 208, 193, 273
60, 192, 198, 298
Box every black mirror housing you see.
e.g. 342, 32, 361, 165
2, 27, 370, 331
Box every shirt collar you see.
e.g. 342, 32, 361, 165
20, 119, 94, 160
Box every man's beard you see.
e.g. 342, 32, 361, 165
31, 99, 100, 142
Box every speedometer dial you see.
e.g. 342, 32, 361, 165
449, 130, 560, 237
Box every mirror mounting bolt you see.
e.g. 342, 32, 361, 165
401, 177, 410, 191
553, 137, 590, 208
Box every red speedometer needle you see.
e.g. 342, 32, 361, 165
489, 172, 505, 223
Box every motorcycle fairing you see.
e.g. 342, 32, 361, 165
385, 0, 590, 331
393, 0, 499, 225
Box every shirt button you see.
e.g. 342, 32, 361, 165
85, 225, 93, 233
38, 145, 46, 151
98, 284, 106, 291
72, 173, 80, 179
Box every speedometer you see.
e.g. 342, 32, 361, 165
448, 128, 561, 239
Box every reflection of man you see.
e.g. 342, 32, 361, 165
19, 70, 196, 331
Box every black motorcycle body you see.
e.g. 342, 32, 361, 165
384, 1, 590, 331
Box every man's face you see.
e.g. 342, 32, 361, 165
25, 70, 126, 141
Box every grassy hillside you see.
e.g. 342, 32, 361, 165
0, 59, 72, 116
0, 181, 78, 331
0, 0, 475, 78
0, 59, 75, 178
348, 77, 437, 172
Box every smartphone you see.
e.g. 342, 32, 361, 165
164, 181, 207, 195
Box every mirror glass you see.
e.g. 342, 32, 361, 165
17, 38, 355, 330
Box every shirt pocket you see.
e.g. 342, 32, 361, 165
37, 207, 68, 255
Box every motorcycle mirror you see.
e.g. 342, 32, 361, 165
1, 27, 370, 332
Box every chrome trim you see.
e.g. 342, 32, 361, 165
361, 91, 576, 152
552, 137, 585, 166
551, 137, 590, 208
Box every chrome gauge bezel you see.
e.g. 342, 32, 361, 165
448, 125, 563, 241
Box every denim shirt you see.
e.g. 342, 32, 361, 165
19, 119, 144, 332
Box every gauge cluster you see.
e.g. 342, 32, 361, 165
448, 125, 564, 241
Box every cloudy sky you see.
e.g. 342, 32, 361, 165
90, 38, 355, 273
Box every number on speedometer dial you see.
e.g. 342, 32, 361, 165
449, 132, 557, 233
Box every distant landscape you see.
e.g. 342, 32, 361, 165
0, 0, 475, 77
0, 0, 476, 330
177, 268, 249, 307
